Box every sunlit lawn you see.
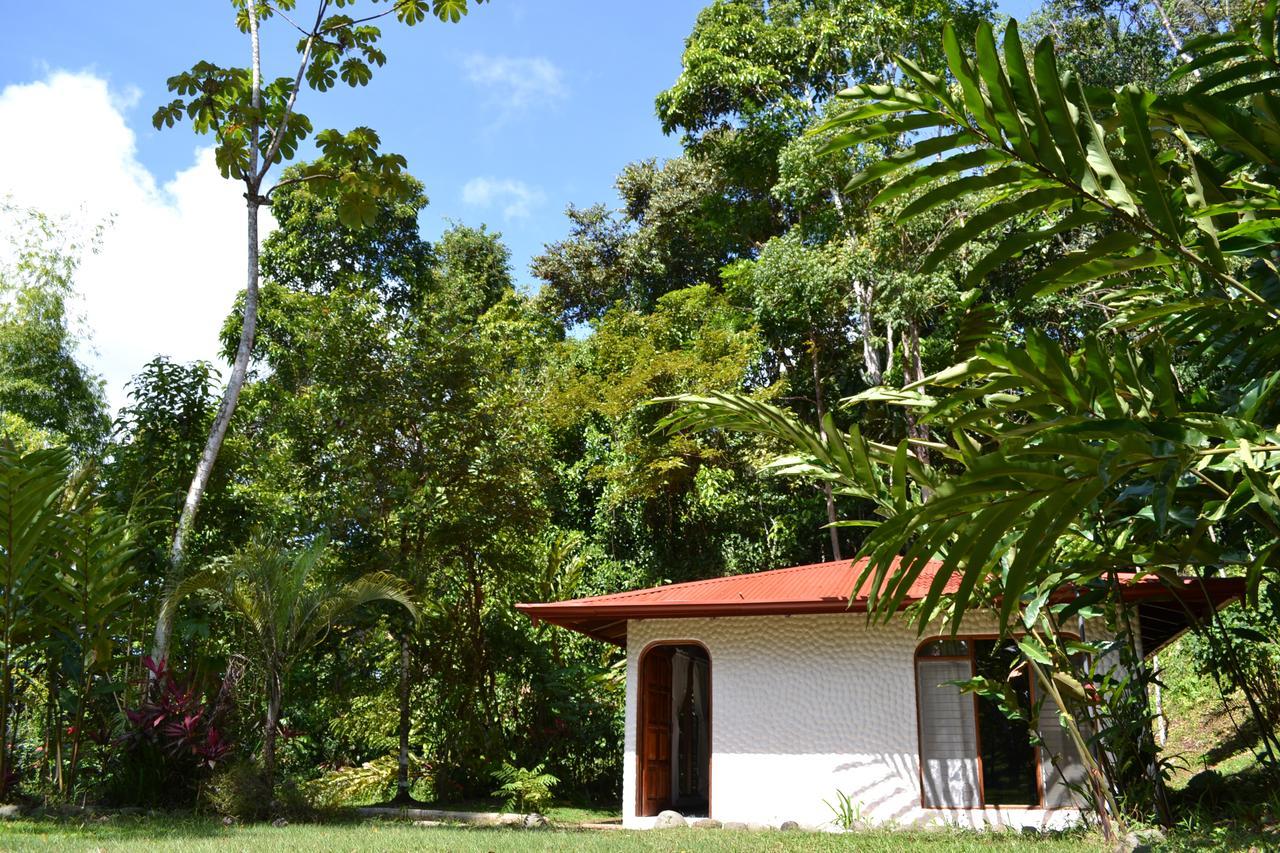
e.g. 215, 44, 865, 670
0, 815, 1106, 852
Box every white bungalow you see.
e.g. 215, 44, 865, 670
516, 558, 1241, 831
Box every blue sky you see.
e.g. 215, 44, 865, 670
0, 2, 701, 288
0, 0, 1033, 407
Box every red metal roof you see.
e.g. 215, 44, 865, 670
515, 558, 1245, 648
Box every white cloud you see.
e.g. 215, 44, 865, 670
461, 176, 545, 220
463, 54, 566, 125
0, 70, 275, 411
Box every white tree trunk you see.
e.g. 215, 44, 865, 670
152, 200, 261, 665
152, 4, 264, 667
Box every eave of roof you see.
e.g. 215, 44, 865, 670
515, 559, 1245, 649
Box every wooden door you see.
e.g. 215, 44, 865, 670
639, 647, 673, 816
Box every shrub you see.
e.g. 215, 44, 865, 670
105, 657, 234, 806
204, 758, 271, 821
303, 753, 433, 808
490, 762, 558, 813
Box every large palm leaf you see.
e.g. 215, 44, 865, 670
0, 442, 72, 792
818, 13, 1280, 371
656, 391, 937, 518
162, 537, 419, 674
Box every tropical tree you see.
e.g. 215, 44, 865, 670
663, 3, 1280, 837
160, 538, 418, 802
42, 484, 139, 795
811, 2, 1280, 654
0, 443, 140, 800
148, 0, 488, 668
0, 203, 108, 453
0, 443, 69, 796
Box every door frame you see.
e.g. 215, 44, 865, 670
635, 640, 713, 818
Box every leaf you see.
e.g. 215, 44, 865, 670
872, 148, 1011, 208
918, 187, 1074, 272
896, 165, 1035, 223
339, 58, 373, 87
1017, 635, 1053, 665
1016, 231, 1145, 299
1115, 86, 1179, 237
1051, 671, 1090, 704
842, 131, 982, 191
965, 208, 1108, 286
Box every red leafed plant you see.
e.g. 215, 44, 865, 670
122, 657, 232, 769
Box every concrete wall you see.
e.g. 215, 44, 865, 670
622, 613, 1084, 831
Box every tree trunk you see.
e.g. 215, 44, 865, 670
903, 319, 931, 467
262, 672, 282, 809
392, 632, 417, 804
1151, 0, 1196, 69
153, 6, 265, 669
809, 330, 841, 561
854, 280, 881, 386
884, 321, 895, 380
0, 660, 9, 800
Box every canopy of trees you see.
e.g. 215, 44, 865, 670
0, 0, 1276, 840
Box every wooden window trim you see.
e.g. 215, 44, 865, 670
914, 634, 1082, 811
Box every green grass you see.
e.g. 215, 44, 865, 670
401, 798, 619, 823
0, 815, 1103, 852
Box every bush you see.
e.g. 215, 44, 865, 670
490, 762, 558, 813
303, 753, 433, 808
203, 759, 271, 821
103, 657, 234, 807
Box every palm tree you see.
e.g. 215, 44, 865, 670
0, 443, 69, 797
162, 537, 418, 803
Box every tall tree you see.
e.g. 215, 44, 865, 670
0, 204, 107, 453
148, 0, 488, 667
664, 6, 1280, 835
241, 173, 558, 799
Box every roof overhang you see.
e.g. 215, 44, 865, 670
515, 561, 1246, 651
517, 598, 874, 645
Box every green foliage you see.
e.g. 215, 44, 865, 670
656, 0, 993, 139
823, 789, 868, 830
665, 1, 1280, 835
165, 538, 418, 678
152, 0, 485, 218
806, 9, 1280, 629
0, 203, 108, 452
533, 157, 773, 324
490, 761, 559, 813
0, 442, 142, 799
820, 15, 1280, 349
163, 537, 417, 803
106, 358, 233, 585
659, 391, 929, 518
1184, 584, 1280, 734
304, 752, 432, 807
204, 758, 273, 821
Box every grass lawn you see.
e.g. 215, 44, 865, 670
0, 815, 1106, 852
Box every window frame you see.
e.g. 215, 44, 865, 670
914, 634, 1069, 811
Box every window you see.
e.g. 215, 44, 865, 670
915, 637, 1086, 809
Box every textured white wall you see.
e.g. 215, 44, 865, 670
622, 613, 1084, 831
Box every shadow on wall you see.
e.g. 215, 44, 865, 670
829, 752, 922, 826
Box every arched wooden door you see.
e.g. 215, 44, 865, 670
638, 646, 674, 816
637, 643, 712, 818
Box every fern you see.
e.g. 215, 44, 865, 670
490, 762, 559, 813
